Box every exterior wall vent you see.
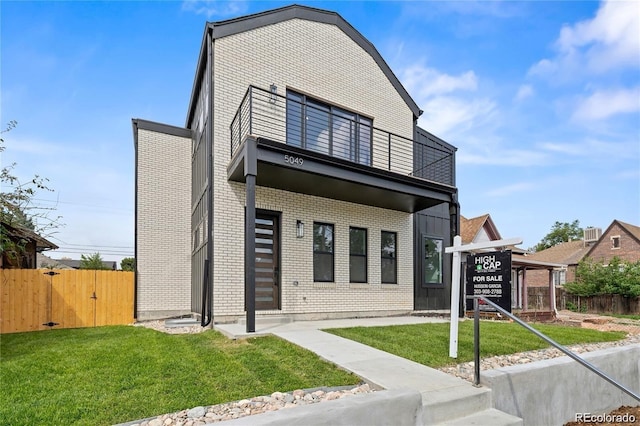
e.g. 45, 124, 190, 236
584, 227, 602, 243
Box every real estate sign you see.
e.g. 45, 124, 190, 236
465, 250, 512, 313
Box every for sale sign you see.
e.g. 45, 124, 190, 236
465, 251, 512, 313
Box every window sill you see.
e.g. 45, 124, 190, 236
313, 282, 336, 289
381, 284, 399, 289
349, 283, 369, 289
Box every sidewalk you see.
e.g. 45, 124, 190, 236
214, 316, 521, 424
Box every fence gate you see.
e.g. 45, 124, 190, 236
1, 269, 134, 333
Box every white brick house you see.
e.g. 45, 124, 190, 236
133, 5, 459, 328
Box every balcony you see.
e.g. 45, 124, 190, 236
228, 86, 457, 213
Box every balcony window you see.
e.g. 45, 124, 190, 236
286, 90, 372, 166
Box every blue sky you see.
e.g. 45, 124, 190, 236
2, 0, 639, 265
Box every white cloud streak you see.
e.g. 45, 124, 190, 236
572, 86, 640, 121
181, 0, 247, 19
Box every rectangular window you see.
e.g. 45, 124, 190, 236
552, 270, 566, 286
611, 236, 620, 249
350, 227, 367, 283
286, 90, 372, 166
381, 231, 397, 284
313, 222, 334, 282
424, 237, 443, 285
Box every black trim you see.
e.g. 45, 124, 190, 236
349, 227, 368, 283
187, 4, 421, 126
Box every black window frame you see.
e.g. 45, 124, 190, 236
349, 227, 368, 283
313, 222, 334, 282
423, 236, 443, 287
286, 90, 372, 166
381, 231, 397, 284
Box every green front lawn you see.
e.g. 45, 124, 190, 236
326, 321, 626, 368
0, 326, 360, 426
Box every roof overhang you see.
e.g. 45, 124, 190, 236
228, 137, 456, 213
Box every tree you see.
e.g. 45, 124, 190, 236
564, 257, 640, 298
80, 252, 110, 270
120, 257, 135, 271
533, 220, 583, 252
1, 121, 63, 260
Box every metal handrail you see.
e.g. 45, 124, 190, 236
468, 295, 640, 401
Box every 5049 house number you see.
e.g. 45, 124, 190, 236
284, 155, 304, 166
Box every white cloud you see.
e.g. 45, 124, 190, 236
181, 0, 247, 19
402, 64, 477, 98
572, 86, 640, 121
514, 84, 534, 102
418, 95, 496, 138
530, 0, 640, 78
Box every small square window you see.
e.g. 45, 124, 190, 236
611, 236, 620, 249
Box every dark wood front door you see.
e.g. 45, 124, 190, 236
255, 212, 280, 310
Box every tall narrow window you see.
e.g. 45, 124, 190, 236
313, 223, 334, 282
611, 236, 620, 249
350, 227, 367, 283
381, 231, 397, 284
424, 237, 443, 285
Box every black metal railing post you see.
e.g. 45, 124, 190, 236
474, 296, 480, 386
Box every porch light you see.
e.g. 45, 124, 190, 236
296, 220, 304, 238
269, 83, 277, 103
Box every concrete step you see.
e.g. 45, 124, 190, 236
237, 315, 292, 326
435, 408, 523, 426
421, 385, 493, 424
164, 318, 200, 328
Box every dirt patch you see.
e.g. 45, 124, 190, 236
564, 406, 639, 425
555, 310, 640, 335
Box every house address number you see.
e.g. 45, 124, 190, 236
284, 155, 304, 166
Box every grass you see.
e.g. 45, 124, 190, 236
0, 326, 360, 426
603, 313, 640, 321
326, 321, 627, 368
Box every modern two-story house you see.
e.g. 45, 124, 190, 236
133, 5, 459, 328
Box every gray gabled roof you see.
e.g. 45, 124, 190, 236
186, 4, 422, 126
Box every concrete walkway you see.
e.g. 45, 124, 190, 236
215, 317, 522, 425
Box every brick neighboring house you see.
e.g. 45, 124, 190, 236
133, 5, 460, 325
586, 220, 640, 264
526, 220, 640, 289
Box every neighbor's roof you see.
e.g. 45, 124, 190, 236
186, 4, 422, 126
1, 220, 58, 251
460, 214, 501, 244
527, 240, 590, 265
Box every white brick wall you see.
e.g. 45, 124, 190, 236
136, 128, 192, 319
211, 19, 416, 317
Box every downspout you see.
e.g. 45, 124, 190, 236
132, 119, 139, 320
449, 191, 462, 317
201, 28, 214, 327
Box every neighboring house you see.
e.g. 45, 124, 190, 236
585, 220, 640, 264
36, 253, 73, 269
0, 221, 58, 269
51, 258, 117, 270
133, 5, 460, 324
527, 220, 640, 288
460, 214, 563, 311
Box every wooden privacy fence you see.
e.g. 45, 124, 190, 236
1, 269, 134, 334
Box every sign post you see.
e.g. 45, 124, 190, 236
445, 237, 522, 358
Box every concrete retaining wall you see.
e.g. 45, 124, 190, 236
482, 345, 640, 426
220, 389, 423, 426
